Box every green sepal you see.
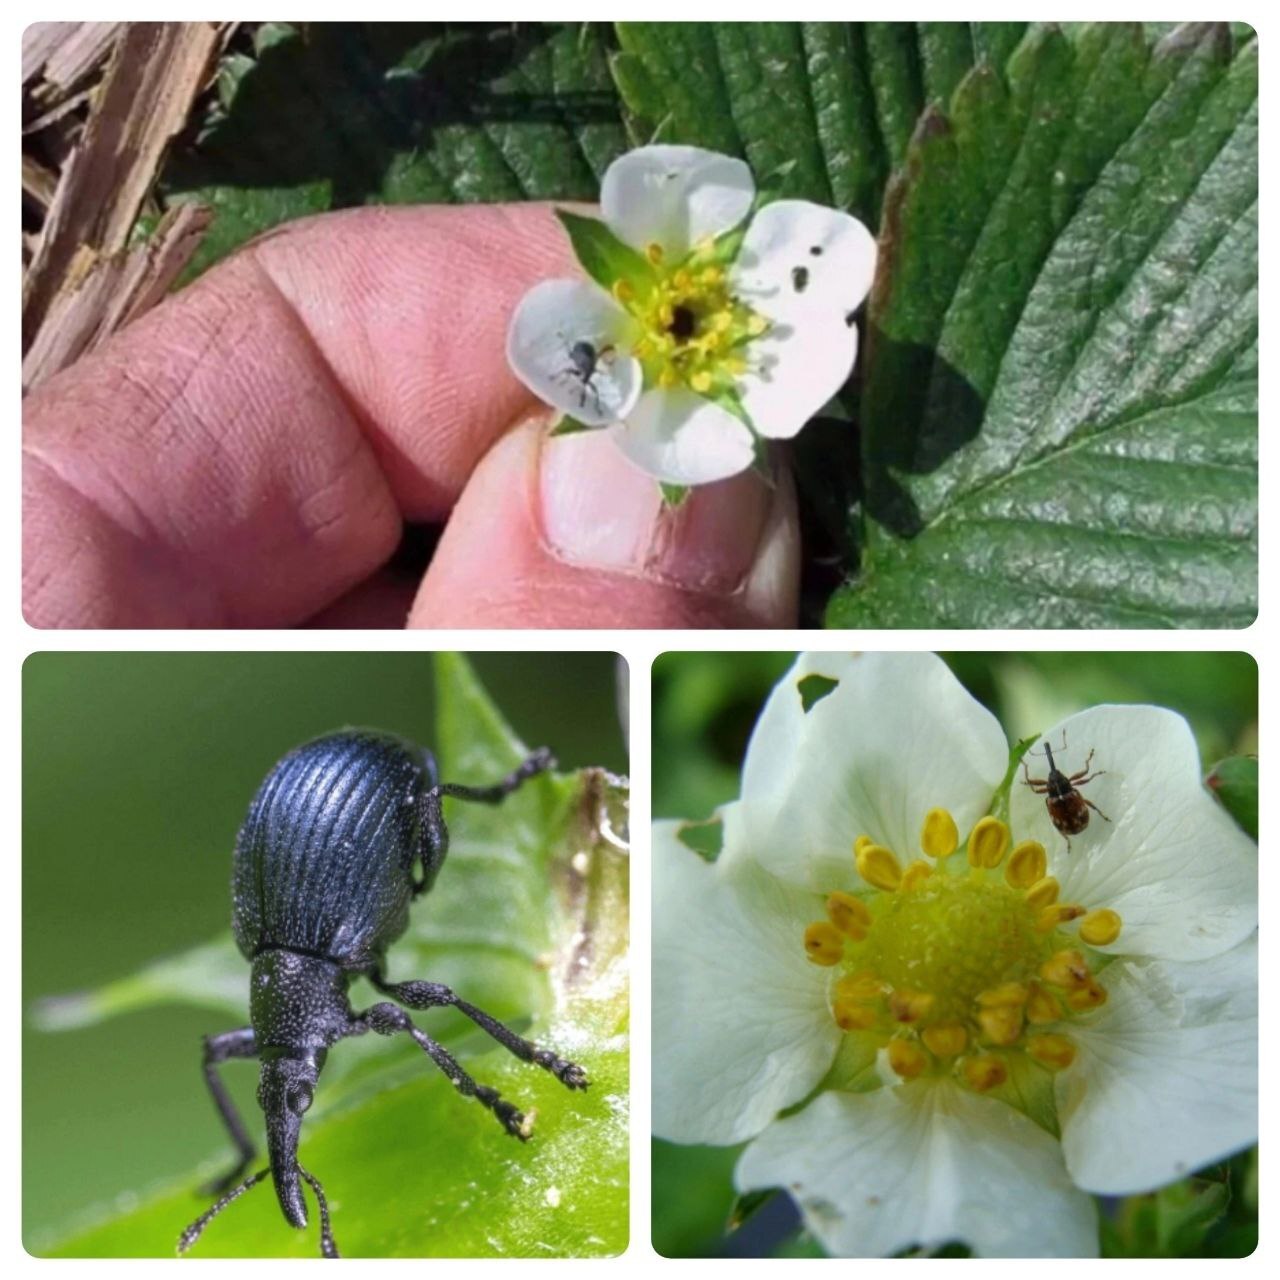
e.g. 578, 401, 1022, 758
1206, 755, 1258, 839
659, 482, 691, 507
549, 415, 596, 437
674, 817, 722, 862
990, 735, 1038, 822
555, 209, 655, 299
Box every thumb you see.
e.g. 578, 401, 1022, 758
408, 419, 799, 628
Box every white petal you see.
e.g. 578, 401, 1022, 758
1008, 705, 1258, 960
1059, 934, 1257, 1194
737, 1082, 1098, 1258
735, 317, 858, 440
729, 201, 875, 437
610, 387, 755, 485
652, 820, 839, 1146
506, 279, 642, 427
725, 653, 1008, 892
601, 145, 754, 259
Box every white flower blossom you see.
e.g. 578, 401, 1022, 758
507, 145, 875, 486
654, 652, 1257, 1257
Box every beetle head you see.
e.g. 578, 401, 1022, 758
257, 1050, 324, 1228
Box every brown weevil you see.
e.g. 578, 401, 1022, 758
1020, 734, 1110, 851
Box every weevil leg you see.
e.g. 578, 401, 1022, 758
411, 748, 556, 897
1083, 796, 1112, 823
1071, 769, 1107, 786
373, 973, 589, 1090
358, 1002, 533, 1140
199, 1027, 259, 1196
1020, 759, 1049, 791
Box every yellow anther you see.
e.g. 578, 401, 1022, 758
1079, 908, 1123, 947
658, 367, 680, 389
1066, 978, 1108, 1011
900, 859, 932, 892
611, 278, 635, 305
826, 892, 871, 941
673, 269, 693, 292
832, 998, 878, 1031
701, 266, 724, 286
1025, 984, 1061, 1025
690, 371, 713, 394
1040, 949, 1090, 990
746, 313, 768, 337
724, 355, 747, 376
711, 308, 733, 332
976, 1004, 1024, 1047
854, 834, 874, 858
977, 982, 1029, 1008
920, 808, 959, 859
646, 242, 665, 265
922, 1023, 967, 1058
887, 1038, 928, 1080
658, 302, 674, 326
888, 989, 935, 1024
692, 234, 716, 257
856, 843, 903, 892
803, 922, 844, 966
967, 816, 1010, 869
1026, 1033, 1076, 1071
1025, 876, 1060, 910
1037, 902, 1086, 933
964, 1054, 1008, 1092
835, 973, 884, 1003
1005, 840, 1047, 889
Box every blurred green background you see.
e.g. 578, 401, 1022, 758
23, 651, 626, 1249
651, 650, 1257, 1258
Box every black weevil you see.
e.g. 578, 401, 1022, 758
179, 730, 588, 1257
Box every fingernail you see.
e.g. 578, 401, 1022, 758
539, 429, 771, 594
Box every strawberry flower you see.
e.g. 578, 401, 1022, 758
654, 653, 1257, 1256
507, 145, 875, 486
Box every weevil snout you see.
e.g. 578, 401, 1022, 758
258, 1053, 321, 1228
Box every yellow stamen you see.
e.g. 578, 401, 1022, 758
692, 234, 716, 257
1025, 984, 1061, 1025
1026, 1033, 1076, 1071
1005, 840, 1047, 889
711, 308, 733, 332
1066, 979, 1108, 1011
967, 817, 1010, 869
854, 834, 875, 859
632, 339, 651, 360
724, 355, 747, 375
826, 892, 871, 941
1037, 902, 1086, 933
746, 313, 768, 337
887, 1038, 928, 1080
658, 367, 680, 389
689, 370, 713, 394
964, 1054, 1008, 1092
1079, 908, 1123, 947
834, 972, 883, 1002
888, 990, 935, 1024
1025, 876, 1060, 910
673, 268, 693, 291
646, 242, 665, 265
976, 982, 1029, 1008
976, 1004, 1024, 1047
803, 922, 844, 966
701, 266, 724, 286
832, 998, 878, 1031
856, 843, 903, 892
611, 279, 635, 304
900, 859, 932, 892
920, 808, 959, 859
921, 1023, 967, 1057
1040, 949, 1090, 990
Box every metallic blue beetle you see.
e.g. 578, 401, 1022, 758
180, 730, 587, 1257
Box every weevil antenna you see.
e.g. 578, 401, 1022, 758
299, 1165, 340, 1258
178, 1167, 269, 1254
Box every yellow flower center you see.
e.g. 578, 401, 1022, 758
802, 807, 1125, 1094
611, 238, 768, 397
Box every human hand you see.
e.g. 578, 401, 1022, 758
23, 206, 799, 628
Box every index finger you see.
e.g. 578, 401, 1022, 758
23, 203, 575, 627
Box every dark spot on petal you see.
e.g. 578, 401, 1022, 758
809, 245, 823, 256
791, 265, 809, 293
